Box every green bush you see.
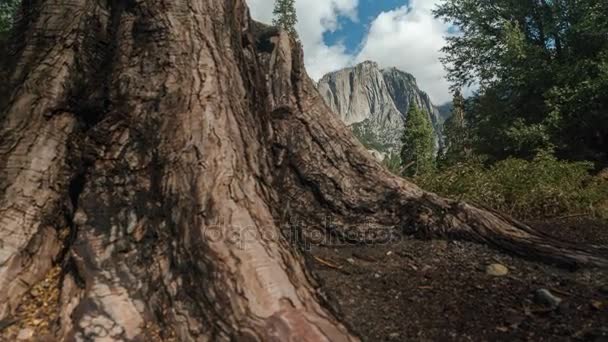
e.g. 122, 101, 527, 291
382, 152, 402, 175
415, 152, 608, 220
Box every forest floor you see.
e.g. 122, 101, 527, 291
313, 217, 608, 341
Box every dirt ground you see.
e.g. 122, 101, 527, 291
313, 217, 608, 341
0, 218, 606, 341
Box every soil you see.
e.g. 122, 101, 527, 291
313, 217, 608, 342
1, 218, 606, 341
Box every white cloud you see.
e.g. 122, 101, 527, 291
246, 0, 456, 105
246, 0, 357, 80
247, 0, 274, 23
356, 1, 453, 104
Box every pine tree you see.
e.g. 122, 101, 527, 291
439, 90, 471, 167
435, 0, 608, 163
400, 103, 436, 177
272, 0, 298, 38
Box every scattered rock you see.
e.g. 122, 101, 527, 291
17, 328, 34, 341
591, 300, 603, 311
374, 273, 381, 279
388, 332, 400, 339
386, 251, 393, 256
346, 258, 355, 264
534, 289, 562, 308
486, 263, 509, 276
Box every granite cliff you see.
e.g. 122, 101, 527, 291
318, 61, 444, 160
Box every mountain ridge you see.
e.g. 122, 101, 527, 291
317, 61, 446, 160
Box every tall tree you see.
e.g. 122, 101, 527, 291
439, 90, 471, 167
273, 0, 298, 38
434, 0, 608, 163
400, 103, 435, 177
0, 0, 605, 340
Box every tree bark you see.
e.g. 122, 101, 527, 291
0, 0, 606, 341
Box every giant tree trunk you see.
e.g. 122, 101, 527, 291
0, 0, 606, 340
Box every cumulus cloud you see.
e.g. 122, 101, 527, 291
356, 0, 452, 104
246, 0, 357, 80
246, 0, 455, 104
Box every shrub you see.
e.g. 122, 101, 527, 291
382, 152, 402, 175
415, 152, 608, 220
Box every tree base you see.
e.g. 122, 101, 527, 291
0, 0, 605, 340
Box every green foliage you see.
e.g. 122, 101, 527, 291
272, 0, 298, 38
434, 0, 608, 163
351, 119, 392, 153
0, 0, 19, 40
438, 90, 471, 167
417, 152, 608, 220
382, 152, 402, 174
400, 103, 435, 177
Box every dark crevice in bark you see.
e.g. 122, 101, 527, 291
55, 0, 127, 272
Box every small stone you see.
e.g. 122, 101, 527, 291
486, 263, 509, 276
17, 328, 34, 341
534, 289, 562, 308
388, 332, 400, 339
346, 258, 355, 264
374, 273, 381, 279
386, 251, 393, 256
591, 300, 603, 310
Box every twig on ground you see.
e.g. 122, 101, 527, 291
313, 256, 341, 270
352, 252, 377, 262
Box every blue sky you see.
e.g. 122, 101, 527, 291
323, 0, 406, 55
247, 0, 453, 104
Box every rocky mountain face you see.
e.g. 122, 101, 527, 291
317, 61, 445, 159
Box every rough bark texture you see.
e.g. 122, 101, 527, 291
0, 0, 606, 341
